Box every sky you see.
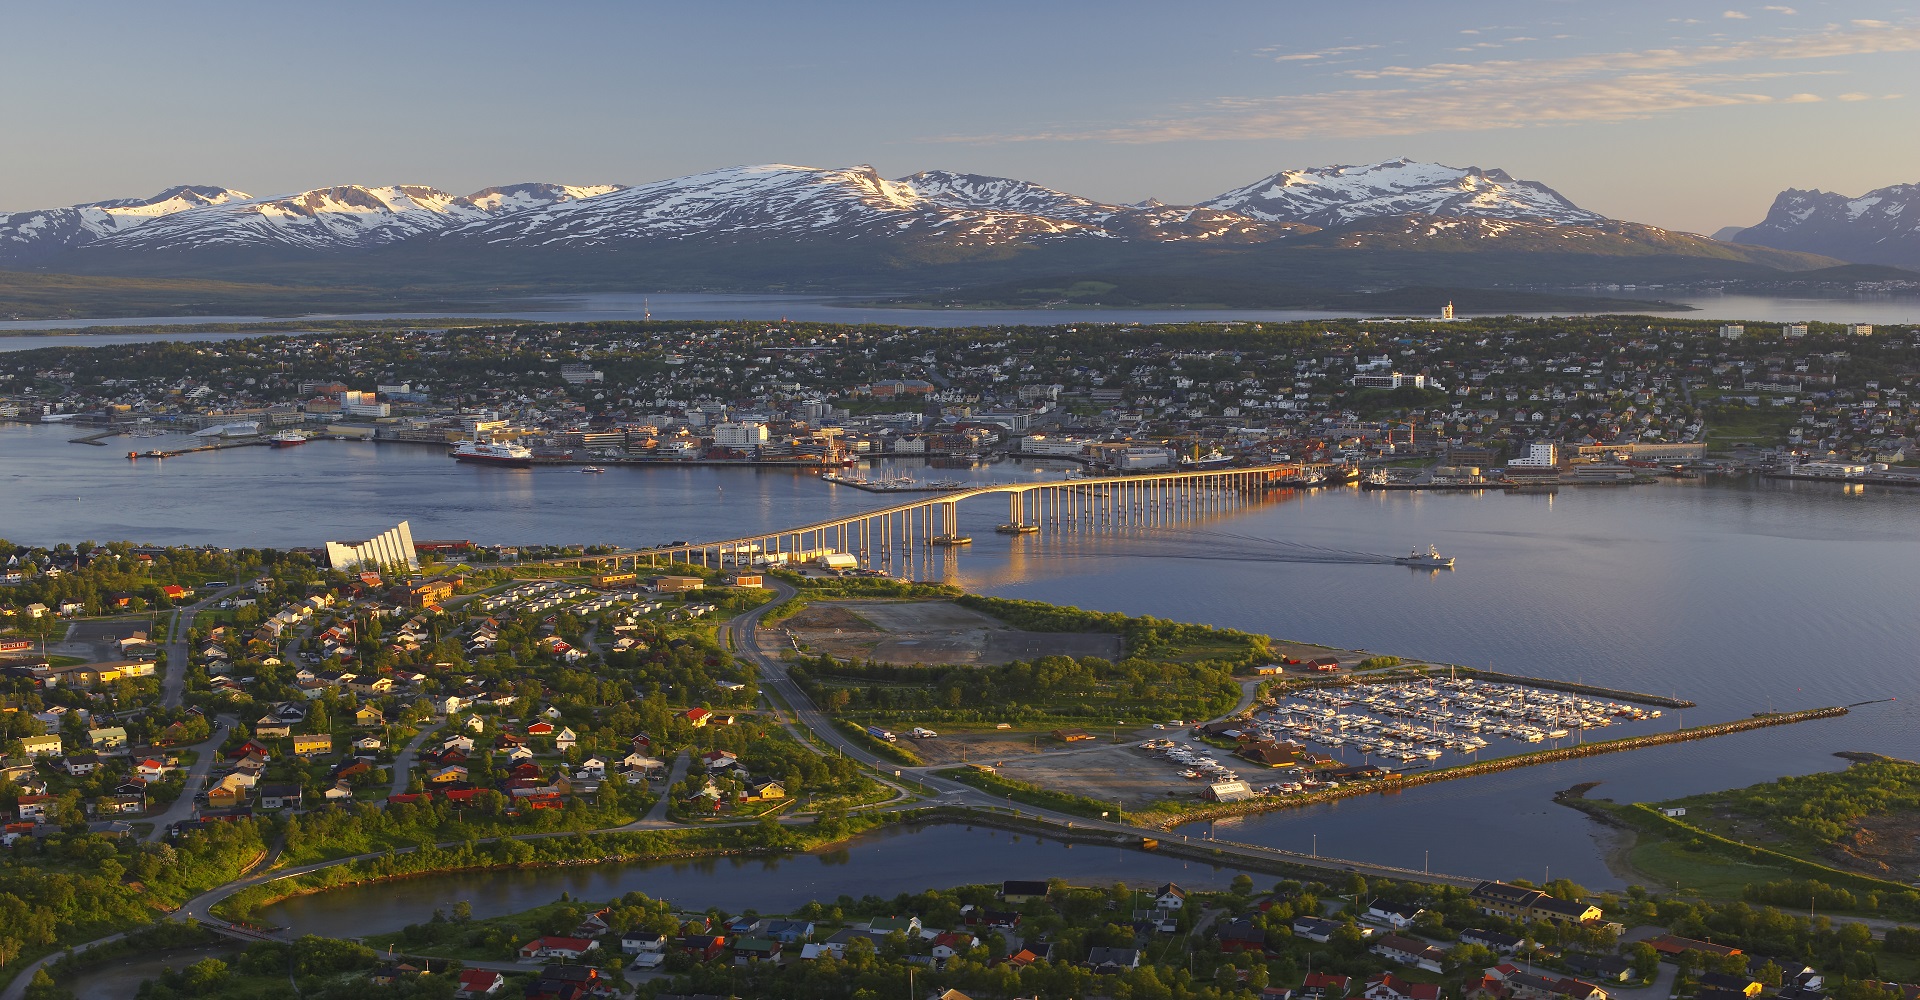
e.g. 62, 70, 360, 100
1, 0, 1915, 234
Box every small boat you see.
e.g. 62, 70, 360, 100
1395, 545, 1455, 569
930, 535, 972, 547
581, 466, 606, 474
995, 523, 1039, 534
269, 430, 309, 448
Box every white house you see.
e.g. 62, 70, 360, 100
1153, 883, 1187, 910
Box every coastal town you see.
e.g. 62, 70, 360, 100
1, 319, 1918, 1000
3, 316, 1920, 486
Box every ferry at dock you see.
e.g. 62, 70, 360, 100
452, 440, 534, 468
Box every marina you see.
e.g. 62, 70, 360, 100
1260, 676, 1665, 766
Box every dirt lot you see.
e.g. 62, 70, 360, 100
1831, 810, 1920, 881
913, 727, 1225, 809
784, 599, 1123, 666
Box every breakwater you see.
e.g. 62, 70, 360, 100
1154, 706, 1847, 830
1454, 667, 1697, 708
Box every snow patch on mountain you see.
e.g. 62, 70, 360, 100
1731, 182, 1920, 268
1203, 157, 1603, 227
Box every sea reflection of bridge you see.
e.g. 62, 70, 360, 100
566, 465, 1312, 574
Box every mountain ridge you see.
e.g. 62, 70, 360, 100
1729, 181, 1920, 269
0, 160, 1849, 301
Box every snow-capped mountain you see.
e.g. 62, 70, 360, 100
1728, 182, 1920, 269
898, 169, 1306, 243
446, 164, 1299, 249
95, 183, 626, 253
0, 185, 251, 262
1203, 157, 1604, 228
0, 159, 1830, 285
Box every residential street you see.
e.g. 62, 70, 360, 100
141, 715, 236, 842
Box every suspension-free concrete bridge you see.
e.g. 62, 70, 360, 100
558, 464, 1311, 572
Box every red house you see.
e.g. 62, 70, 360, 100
1219, 918, 1267, 953
454, 969, 504, 998
677, 934, 727, 961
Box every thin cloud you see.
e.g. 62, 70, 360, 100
1763, 5, 1798, 13
937, 23, 1920, 144
1724, 10, 1750, 18
1266, 43, 1379, 63
1837, 91, 1873, 100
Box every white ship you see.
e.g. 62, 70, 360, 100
452, 440, 533, 468
1395, 545, 1455, 569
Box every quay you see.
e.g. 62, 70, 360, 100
68, 430, 119, 446
1766, 470, 1920, 489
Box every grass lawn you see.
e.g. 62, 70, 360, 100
1621, 838, 1808, 897
1704, 404, 1800, 449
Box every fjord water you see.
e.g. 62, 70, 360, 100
2, 290, 1919, 344
6, 423, 1918, 892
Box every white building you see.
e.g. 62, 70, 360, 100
559, 364, 605, 384
1782, 323, 1809, 339
325, 520, 420, 571
1115, 447, 1174, 470
1848, 324, 1874, 336
1509, 441, 1560, 468
1718, 324, 1746, 340
711, 421, 769, 450
339, 390, 390, 418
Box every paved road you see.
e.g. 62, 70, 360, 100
159, 586, 244, 709
142, 715, 236, 842
0, 932, 130, 1000
389, 720, 448, 797
635, 751, 691, 826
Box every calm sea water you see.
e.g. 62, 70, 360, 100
5, 422, 1917, 893
259, 822, 1262, 938
1, 290, 1917, 344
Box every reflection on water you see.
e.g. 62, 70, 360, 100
2, 290, 1918, 338
258, 823, 1260, 938
6, 422, 1919, 890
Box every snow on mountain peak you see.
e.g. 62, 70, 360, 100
1204, 158, 1603, 227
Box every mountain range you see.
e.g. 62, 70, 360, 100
3, 158, 1907, 315
1723, 180, 1920, 269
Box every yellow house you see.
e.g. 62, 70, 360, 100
354, 706, 386, 727
291, 734, 334, 757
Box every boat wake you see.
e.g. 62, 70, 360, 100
1073, 529, 1401, 565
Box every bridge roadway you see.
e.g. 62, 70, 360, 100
556, 464, 1304, 572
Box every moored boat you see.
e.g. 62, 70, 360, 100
452, 440, 534, 468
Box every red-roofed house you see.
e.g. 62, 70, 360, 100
518, 936, 598, 960
454, 969, 504, 998
683, 707, 712, 727
1365, 973, 1443, 1000
1304, 973, 1353, 1000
